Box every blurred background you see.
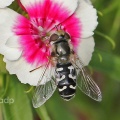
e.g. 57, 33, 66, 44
0, 0, 120, 120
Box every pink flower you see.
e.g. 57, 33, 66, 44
0, 0, 98, 86
0, 0, 14, 8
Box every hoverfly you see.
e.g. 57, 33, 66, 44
32, 29, 102, 108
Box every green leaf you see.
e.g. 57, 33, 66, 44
90, 50, 120, 81
2, 75, 33, 120
0, 75, 10, 99
0, 55, 7, 74
46, 92, 77, 120
0, 105, 3, 120
110, 7, 120, 38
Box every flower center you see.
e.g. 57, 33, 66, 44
38, 26, 46, 38
29, 19, 50, 48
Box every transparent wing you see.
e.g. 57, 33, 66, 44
32, 63, 57, 108
72, 57, 102, 101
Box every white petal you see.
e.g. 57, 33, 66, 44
77, 37, 95, 66
53, 0, 78, 15
76, 0, 98, 38
6, 36, 21, 48
20, 0, 78, 15
83, 0, 92, 4
0, 0, 14, 8
3, 47, 22, 61
0, 8, 20, 53
4, 57, 54, 86
19, 0, 41, 7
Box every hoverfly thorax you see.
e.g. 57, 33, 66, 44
50, 31, 71, 63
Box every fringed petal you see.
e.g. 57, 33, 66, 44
6, 36, 21, 48
0, 0, 14, 8
75, 0, 98, 38
77, 37, 95, 66
4, 57, 54, 86
0, 8, 20, 53
3, 47, 22, 61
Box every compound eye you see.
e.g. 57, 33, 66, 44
50, 34, 59, 41
64, 32, 70, 39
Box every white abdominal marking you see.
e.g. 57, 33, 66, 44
56, 75, 65, 81
61, 94, 75, 97
59, 86, 67, 92
68, 65, 74, 70
69, 74, 76, 80
68, 65, 74, 73
69, 85, 76, 89
56, 67, 63, 72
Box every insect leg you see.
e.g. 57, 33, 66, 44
29, 65, 43, 72
29, 56, 54, 73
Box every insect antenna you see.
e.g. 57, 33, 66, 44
59, 24, 62, 30
55, 25, 59, 31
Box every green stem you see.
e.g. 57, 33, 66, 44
95, 31, 116, 49
97, 53, 103, 62
24, 86, 34, 93
0, 75, 9, 98
28, 91, 51, 120
36, 105, 51, 120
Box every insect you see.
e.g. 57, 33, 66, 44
32, 29, 102, 108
